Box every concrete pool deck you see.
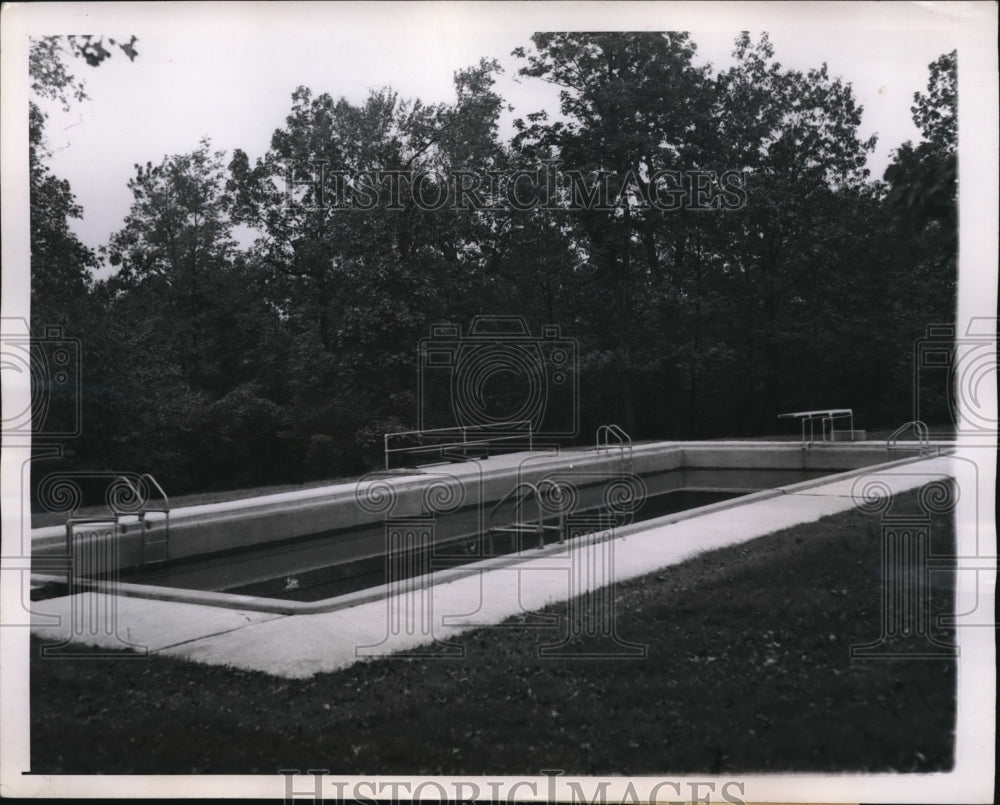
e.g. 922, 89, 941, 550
28, 452, 965, 679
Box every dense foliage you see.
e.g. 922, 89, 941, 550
29, 34, 957, 495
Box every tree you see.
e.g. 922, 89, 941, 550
90, 140, 301, 491
80, 251, 289, 493
227, 61, 523, 467
28, 35, 139, 332
878, 51, 958, 429
884, 51, 957, 256
105, 140, 238, 390
512, 32, 880, 436
29, 140, 98, 331
701, 32, 877, 432
512, 32, 716, 435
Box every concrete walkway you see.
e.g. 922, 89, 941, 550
30, 454, 961, 678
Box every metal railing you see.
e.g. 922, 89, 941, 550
137, 474, 170, 564
486, 480, 566, 553
383, 420, 534, 469
596, 424, 633, 473
887, 420, 931, 457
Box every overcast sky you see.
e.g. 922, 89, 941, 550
20, 2, 972, 259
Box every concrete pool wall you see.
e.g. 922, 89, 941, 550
31, 440, 932, 577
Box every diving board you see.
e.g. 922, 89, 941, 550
778, 408, 855, 444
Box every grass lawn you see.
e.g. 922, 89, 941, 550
30, 486, 956, 775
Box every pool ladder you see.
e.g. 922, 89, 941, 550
596, 424, 633, 474
886, 421, 932, 458
132, 474, 171, 564
487, 481, 566, 553
63, 473, 171, 575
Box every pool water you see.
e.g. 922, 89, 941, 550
223, 488, 745, 602
114, 466, 833, 602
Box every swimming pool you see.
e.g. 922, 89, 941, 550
32, 441, 924, 613
125, 485, 751, 602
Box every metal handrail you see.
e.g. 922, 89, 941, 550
109, 473, 169, 520
138, 473, 170, 521
596, 423, 631, 450
609, 424, 628, 441
887, 421, 930, 456
61, 475, 171, 578
112, 475, 142, 511
137, 474, 170, 564
140, 473, 169, 509
109, 473, 170, 564
596, 424, 633, 473
487, 480, 566, 551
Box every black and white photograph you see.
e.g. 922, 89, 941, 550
1, 1, 996, 801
